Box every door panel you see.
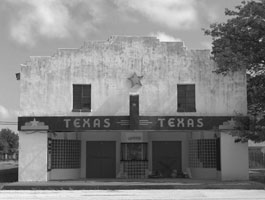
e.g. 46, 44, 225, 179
152, 141, 182, 178
86, 141, 116, 178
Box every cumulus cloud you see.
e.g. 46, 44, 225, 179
6, 0, 105, 46
0, 105, 10, 119
114, 0, 198, 29
4, 0, 218, 46
150, 32, 182, 42
8, 0, 70, 46
0, 105, 19, 119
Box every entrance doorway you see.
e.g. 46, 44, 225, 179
86, 141, 116, 178
120, 143, 148, 178
152, 141, 182, 178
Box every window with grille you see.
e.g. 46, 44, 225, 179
177, 84, 196, 112
51, 139, 81, 169
189, 139, 216, 168
73, 84, 91, 112
121, 143, 148, 161
121, 143, 148, 178
249, 147, 265, 168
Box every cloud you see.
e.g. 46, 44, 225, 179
0, 105, 10, 119
201, 41, 213, 50
150, 32, 182, 42
114, 0, 198, 29
4, 0, 219, 46
197, 0, 219, 24
8, 0, 71, 46
5, 0, 105, 46
0, 105, 19, 119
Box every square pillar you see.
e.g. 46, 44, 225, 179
220, 131, 249, 181
19, 131, 48, 181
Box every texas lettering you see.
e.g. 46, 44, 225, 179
64, 118, 111, 129
157, 117, 204, 128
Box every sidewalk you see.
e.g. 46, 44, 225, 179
2, 179, 265, 190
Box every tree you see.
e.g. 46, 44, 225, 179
204, 0, 265, 142
0, 128, 18, 154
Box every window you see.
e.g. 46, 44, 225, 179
73, 84, 91, 112
121, 143, 148, 161
177, 84, 196, 112
51, 139, 81, 169
189, 139, 216, 168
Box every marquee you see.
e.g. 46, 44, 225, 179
18, 116, 246, 131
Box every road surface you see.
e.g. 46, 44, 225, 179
0, 190, 265, 200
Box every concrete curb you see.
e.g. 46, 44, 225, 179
2, 181, 265, 190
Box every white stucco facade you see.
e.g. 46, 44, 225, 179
19, 36, 247, 117
18, 36, 248, 181
19, 132, 48, 181
220, 132, 249, 181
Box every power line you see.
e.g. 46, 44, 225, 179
0, 121, 18, 125
0, 124, 17, 126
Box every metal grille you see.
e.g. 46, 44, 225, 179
249, 147, 265, 168
51, 139, 81, 169
189, 139, 216, 168
122, 160, 148, 179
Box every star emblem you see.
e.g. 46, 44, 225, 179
21, 118, 49, 131
30, 118, 39, 127
128, 72, 143, 88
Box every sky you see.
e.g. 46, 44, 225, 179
0, 0, 243, 132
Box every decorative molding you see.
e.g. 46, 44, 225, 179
21, 118, 49, 131
128, 72, 143, 88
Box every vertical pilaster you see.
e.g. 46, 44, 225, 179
220, 131, 249, 181
129, 94, 139, 130
19, 131, 48, 181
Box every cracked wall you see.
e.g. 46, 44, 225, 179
19, 36, 247, 117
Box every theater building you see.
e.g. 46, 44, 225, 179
18, 36, 249, 182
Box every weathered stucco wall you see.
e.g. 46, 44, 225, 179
20, 36, 247, 117
19, 131, 48, 181
220, 132, 249, 181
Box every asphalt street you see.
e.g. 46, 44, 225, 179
0, 190, 265, 200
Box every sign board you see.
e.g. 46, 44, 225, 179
18, 116, 247, 131
121, 132, 146, 143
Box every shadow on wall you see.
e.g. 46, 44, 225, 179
141, 86, 177, 115
93, 92, 129, 115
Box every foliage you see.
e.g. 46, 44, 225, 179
204, 0, 265, 74
234, 114, 265, 143
204, 0, 265, 142
0, 129, 18, 153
